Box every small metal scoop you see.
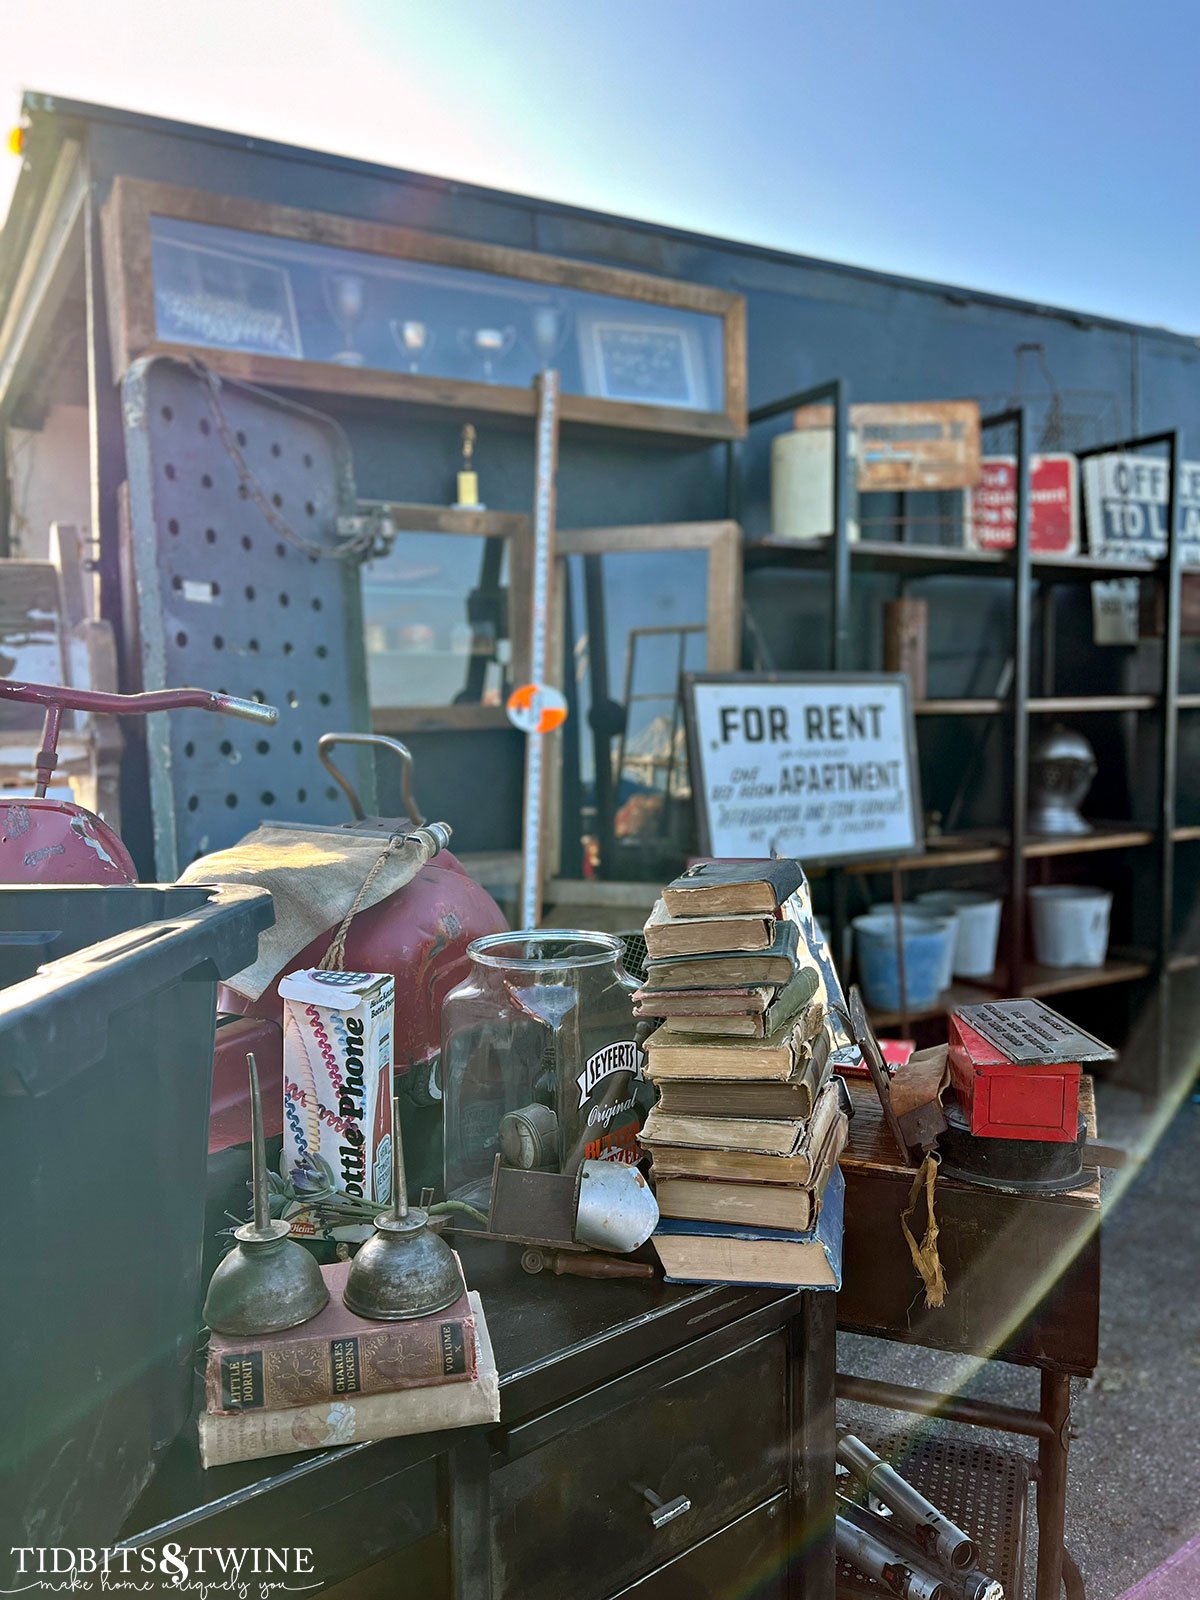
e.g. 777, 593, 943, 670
343, 1091, 465, 1321
203, 1053, 330, 1336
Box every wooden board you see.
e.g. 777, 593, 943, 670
100, 176, 747, 440
792, 400, 981, 491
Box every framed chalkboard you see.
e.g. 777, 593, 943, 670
683, 672, 923, 865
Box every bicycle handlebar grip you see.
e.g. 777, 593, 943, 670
215, 695, 280, 726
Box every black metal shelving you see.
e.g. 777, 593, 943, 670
727, 390, 1189, 1093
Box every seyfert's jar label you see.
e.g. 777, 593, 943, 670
575, 1039, 644, 1166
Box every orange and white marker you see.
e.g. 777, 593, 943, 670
507, 682, 568, 736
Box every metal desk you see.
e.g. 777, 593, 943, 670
121, 1239, 837, 1599
837, 1076, 1101, 1600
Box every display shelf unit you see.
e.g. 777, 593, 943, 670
728, 385, 1189, 1092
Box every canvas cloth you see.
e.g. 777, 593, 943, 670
178, 823, 447, 1000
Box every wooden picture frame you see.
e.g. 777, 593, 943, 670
101, 177, 747, 440
359, 501, 532, 736
550, 519, 743, 890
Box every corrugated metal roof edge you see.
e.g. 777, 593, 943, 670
3, 89, 1198, 352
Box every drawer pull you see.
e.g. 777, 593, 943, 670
634, 1484, 693, 1530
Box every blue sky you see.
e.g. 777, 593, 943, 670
3, 0, 1198, 331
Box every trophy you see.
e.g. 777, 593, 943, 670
529, 302, 569, 368
459, 325, 515, 383
455, 423, 483, 508
390, 318, 435, 373
324, 271, 367, 366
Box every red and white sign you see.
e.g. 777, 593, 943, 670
966, 454, 1077, 555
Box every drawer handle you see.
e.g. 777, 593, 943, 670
633, 1484, 692, 1530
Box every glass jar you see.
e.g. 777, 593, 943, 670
440, 930, 645, 1208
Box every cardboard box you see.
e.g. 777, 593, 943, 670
278, 968, 395, 1239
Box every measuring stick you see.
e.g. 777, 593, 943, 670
518, 369, 561, 927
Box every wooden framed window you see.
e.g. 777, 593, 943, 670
101, 178, 747, 440
359, 503, 532, 735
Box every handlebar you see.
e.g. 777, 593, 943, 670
0, 680, 279, 726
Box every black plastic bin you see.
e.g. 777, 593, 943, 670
0, 883, 273, 1558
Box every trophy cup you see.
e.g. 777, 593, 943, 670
459, 325, 516, 383
455, 423, 483, 508
390, 318, 435, 373
529, 302, 569, 369
324, 271, 367, 367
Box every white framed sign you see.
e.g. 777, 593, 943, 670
1081, 453, 1200, 564
684, 673, 923, 865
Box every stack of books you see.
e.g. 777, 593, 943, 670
638, 861, 848, 1289
199, 1255, 499, 1468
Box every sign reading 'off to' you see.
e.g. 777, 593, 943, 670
685, 674, 923, 865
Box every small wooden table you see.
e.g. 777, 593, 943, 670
837, 1076, 1101, 1600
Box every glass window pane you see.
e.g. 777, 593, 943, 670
149, 216, 726, 412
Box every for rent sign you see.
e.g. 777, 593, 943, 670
685, 674, 922, 865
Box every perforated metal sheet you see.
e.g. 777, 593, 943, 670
837, 1430, 1028, 1600
122, 356, 373, 875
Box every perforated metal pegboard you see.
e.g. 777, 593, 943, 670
122, 356, 373, 876
836, 1430, 1028, 1600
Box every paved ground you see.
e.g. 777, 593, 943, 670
837, 1079, 1200, 1600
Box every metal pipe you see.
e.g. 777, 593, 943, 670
836, 1514, 948, 1600
390, 1090, 408, 1222
837, 1431, 977, 1571
1158, 430, 1182, 1097
1009, 405, 1032, 993
836, 1372, 1053, 1441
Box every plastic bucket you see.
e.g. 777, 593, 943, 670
1028, 885, 1112, 968
853, 912, 956, 1012
869, 903, 958, 993
915, 890, 1003, 978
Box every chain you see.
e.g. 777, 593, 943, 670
187, 357, 381, 561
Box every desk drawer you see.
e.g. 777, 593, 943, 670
491, 1328, 788, 1600
613, 1496, 787, 1598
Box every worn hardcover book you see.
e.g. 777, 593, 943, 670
652, 1166, 845, 1289
199, 1293, 497, 1468
641, 921, 800, 990
634, 984, 774, 1019
654, 1113, 848, 1234
644, 898, 777, 959
644, 1080, 842, 1185
662, 859, 806, 919
205, 1259, 475, 1415
642, 1072, 842, 1158
643, 1003, 824, 1082
652, 1038, 831, 1118
652, 966, 821, 1041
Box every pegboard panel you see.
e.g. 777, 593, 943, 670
122, 356, 373, 875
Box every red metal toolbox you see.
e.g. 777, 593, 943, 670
948, 999, 1113, 1143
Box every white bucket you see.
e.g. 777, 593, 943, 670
1028, 885, 1112, 968
916, 890, 1003, 978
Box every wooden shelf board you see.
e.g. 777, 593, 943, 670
914, 696, 1156, 716
1025, 826, 1154, 857
833, 825, 1153, 875
866, 954, 1155, 1028
744, 538, 1159, 580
